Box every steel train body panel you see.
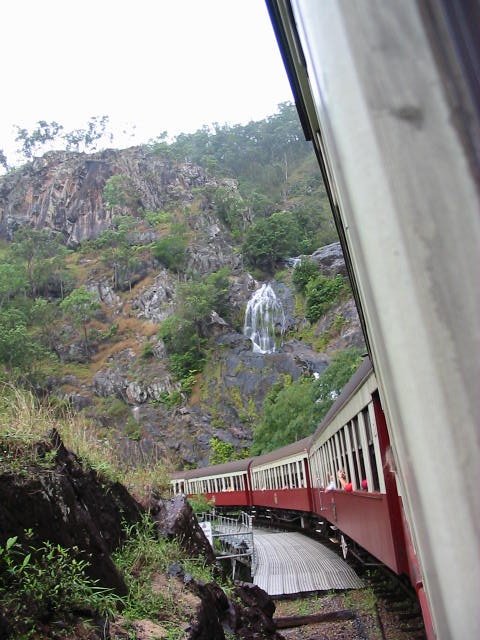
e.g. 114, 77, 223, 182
313, 489, 399, 573
202, 490, 250, 509
252, 488, 312, 512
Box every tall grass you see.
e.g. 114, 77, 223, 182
0, 384, 170, 501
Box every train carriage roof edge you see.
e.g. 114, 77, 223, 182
265, 1, 480, 638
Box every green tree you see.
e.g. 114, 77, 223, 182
311, 348, 363, 417
0, 149, 8, 171
0, 308, 45, 371
14, 120, 64, 158
9, 228, 66, 297
212, 186, 245, 231
0, 264, 28, 309
159, 269, 231, 384
209, 437, 250, 465
95, 216, 141, 290
252, 376, 322, 454
252, 348, 363, 454
209, 437, 237, 465
63, 115, 110, 152
242, 211, 302, 271
292, 258, 319, 292
152, 234, 187, 273
103, 174, 140, 210
59, 287, 100, 355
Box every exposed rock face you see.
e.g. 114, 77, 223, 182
0, 147, 240, 248
0, 146, 364, 468
93, 347, 179, 404
131, 269, 176, 322
309, 241, 348, 277
0, 438, 283, 639
0, 430, 142, 594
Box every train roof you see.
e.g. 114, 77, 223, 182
250, 436, 312, 469
310, 356, 373, 443
173, 457, 254, 480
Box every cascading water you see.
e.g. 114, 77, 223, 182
243, 283, 286, 353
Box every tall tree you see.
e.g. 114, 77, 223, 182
9, 229, 66, 297
59, 287, 99, 356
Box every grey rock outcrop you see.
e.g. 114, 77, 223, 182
309, 241, 347, 277
132, 269, 176, 322
0, 430, 142, 594
0, 147, 244, 248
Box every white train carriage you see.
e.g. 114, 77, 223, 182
266, 1, 480, 637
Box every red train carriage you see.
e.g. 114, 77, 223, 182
308, 358, 408, 575
250, 437, 312, 513
172, 458, 253, 508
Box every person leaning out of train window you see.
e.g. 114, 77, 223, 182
337, 469, 353, 492
325, 475, 336, 492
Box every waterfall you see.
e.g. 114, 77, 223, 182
244, 283, 286, 353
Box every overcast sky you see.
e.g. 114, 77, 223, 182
1, 0, 293, 160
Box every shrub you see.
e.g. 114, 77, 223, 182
103, 174, 140, 209
152, 235, 187, 272
113, 516, 215, 622
124, 416, 142, 441
305, 274, 347, 322
292, 258, 319, 292
144, 210, 171, 226
141, 341, 155, 359
187, 494, 214, 515
155, 390, 183, 408
0, 535, 120, 636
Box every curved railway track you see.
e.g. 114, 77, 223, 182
251, 513, 426, 640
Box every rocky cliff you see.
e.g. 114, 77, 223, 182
0, 148, 364, 468
0, 431, 284, 639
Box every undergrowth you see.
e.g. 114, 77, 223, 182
113, 515, 216, 624
0, 534, 121, 638
0, 384, 170, 499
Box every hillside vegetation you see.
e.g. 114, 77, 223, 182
0, 103, 364, 468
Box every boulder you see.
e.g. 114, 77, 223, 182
150, 495, 216, 564
0, 430, 143, 594
310, 241, 347, 277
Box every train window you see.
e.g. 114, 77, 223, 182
327, 439, 335, 478
292, 462, 299, 488
299, 460, 305, 488
320, 447, 329, 486
352, 416, 367, 481
344, 424, 359, 489
363, 408, 380, 491
322, 445, 331, 483
339, 428, 353, 485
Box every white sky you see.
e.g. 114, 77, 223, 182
1, 0, 293, 159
